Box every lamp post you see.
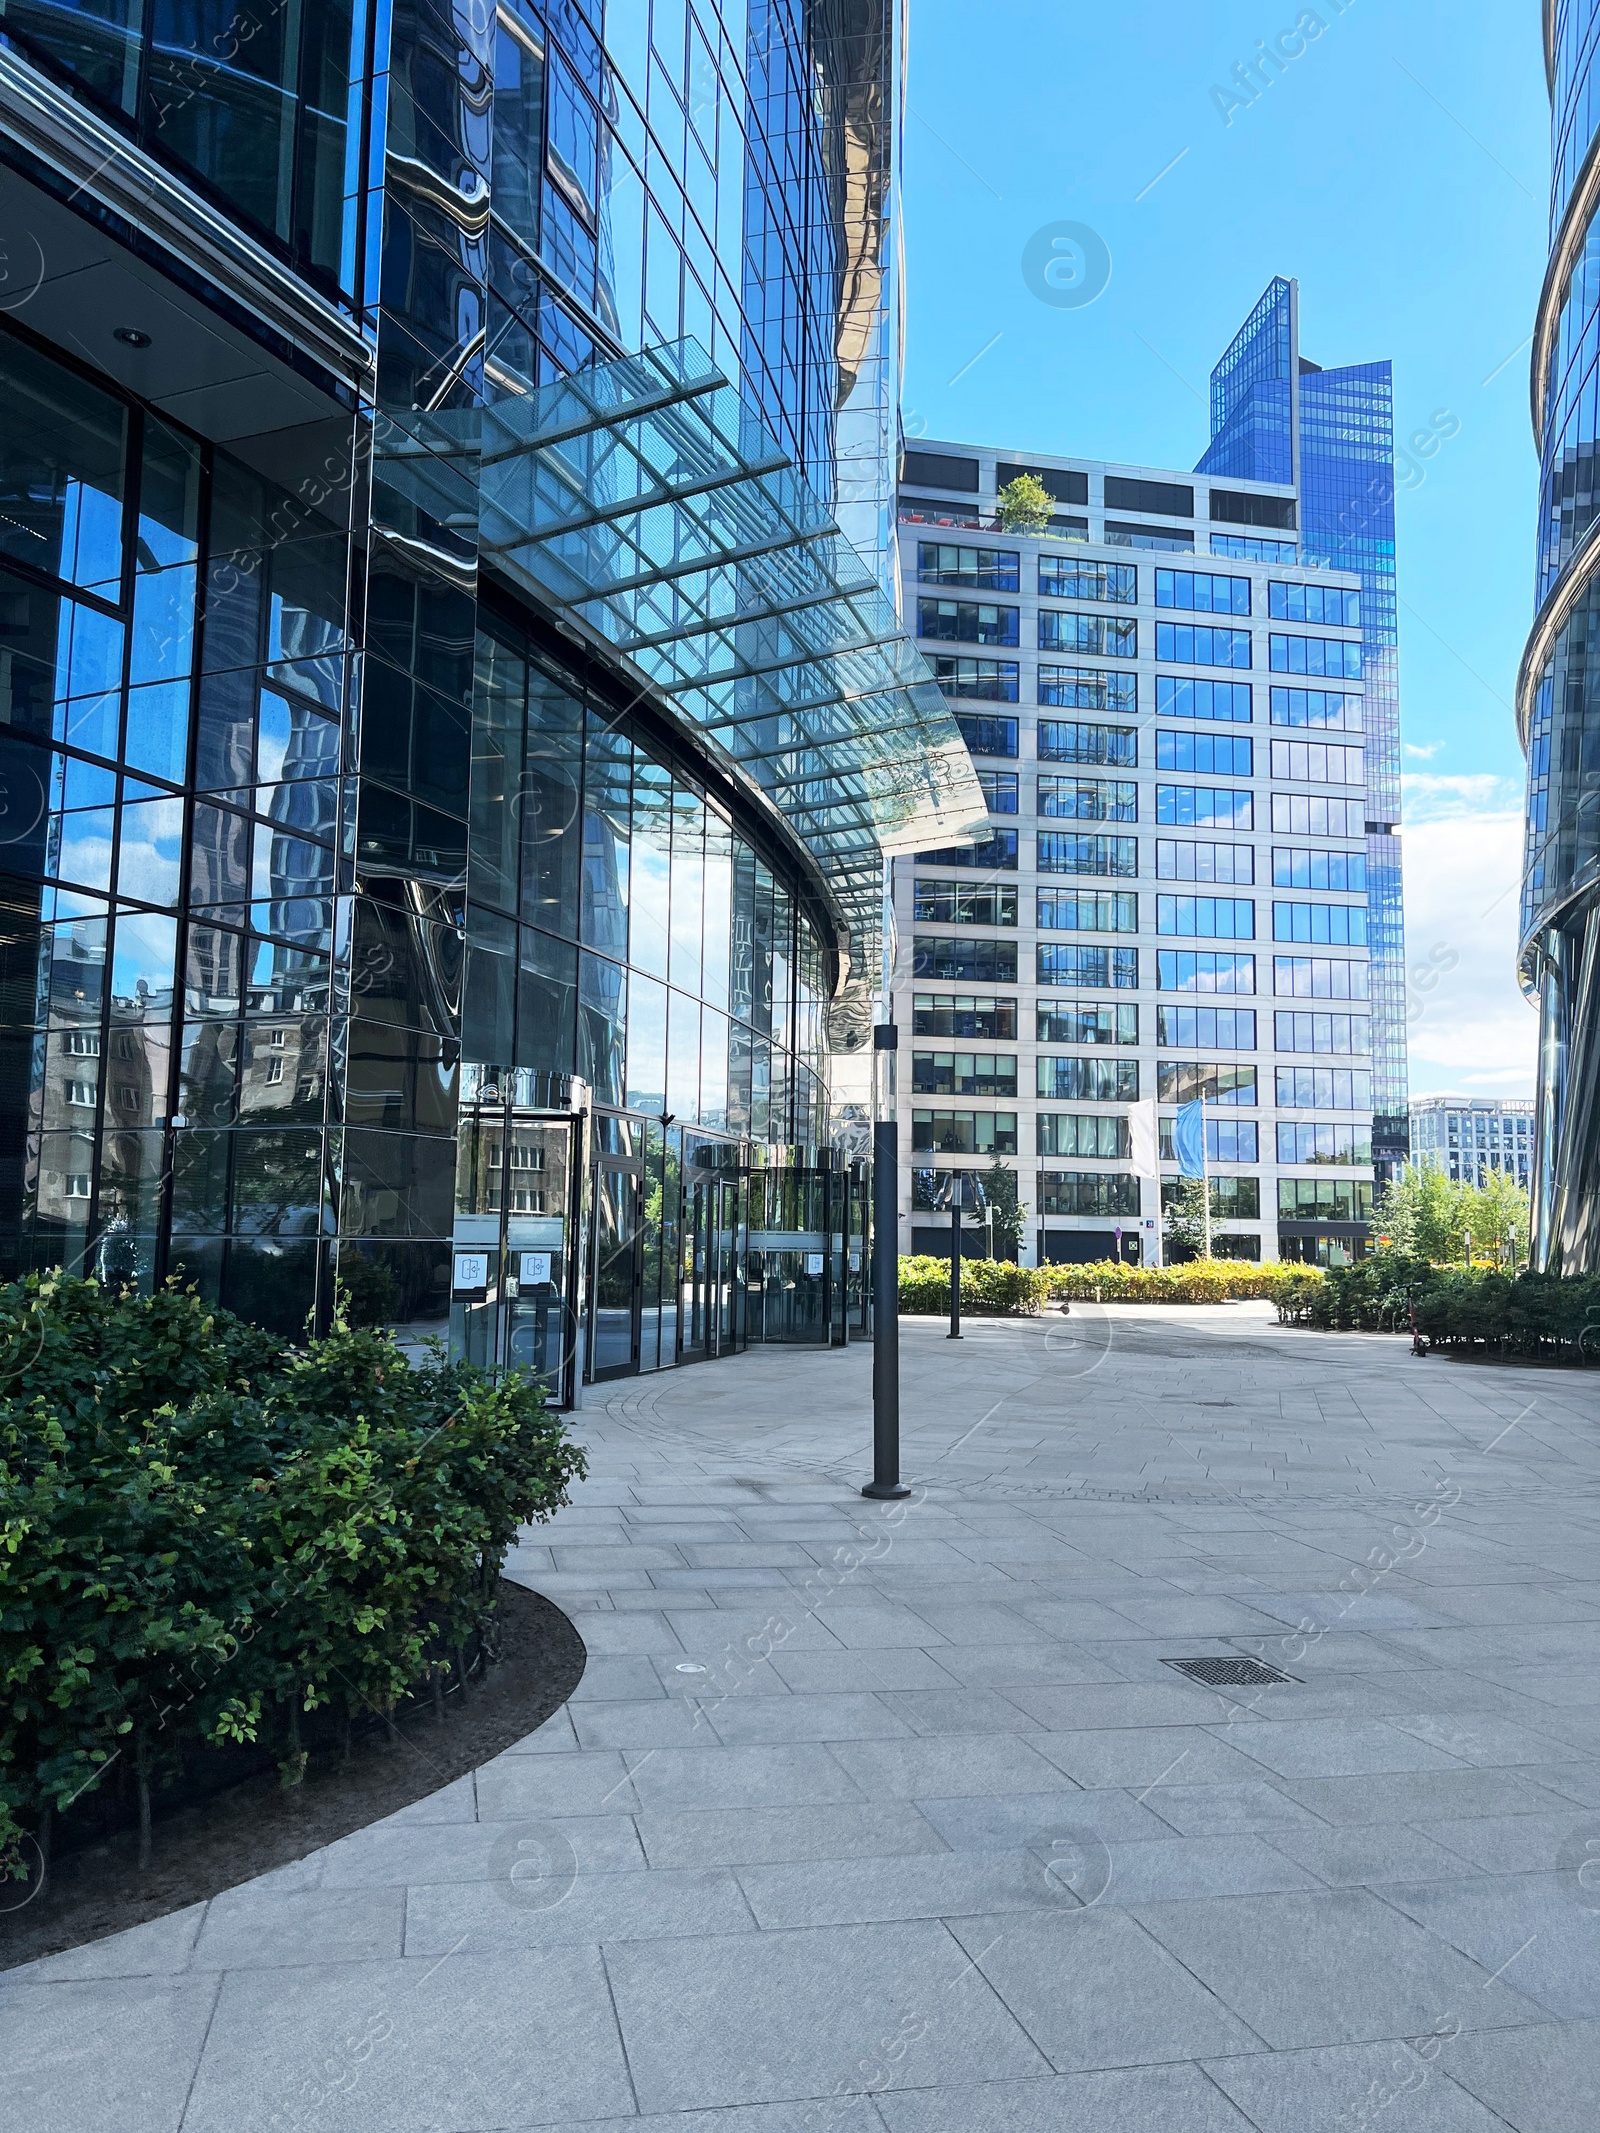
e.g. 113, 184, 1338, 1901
864, 1024, 909, 1500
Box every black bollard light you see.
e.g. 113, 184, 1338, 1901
864, 1028, 909, 1499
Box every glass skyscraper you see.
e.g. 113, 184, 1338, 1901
1196, 277, 1407, 1178
1520, 0, 1600, 1271
0, 0, 982, 1388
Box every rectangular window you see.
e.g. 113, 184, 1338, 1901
1105, 475, 1194, 516
1156, 895, 1255, 939
1037, 1113, 1131, 1158
1155, 569, 1251, 614
1038, 777, 1138, 822
1039, 1171, 1141, 1216
913, 880, 1018, 927
63, 1030, 102, 1056
1157, 839, 1254, 884
1275, 1067, 1372, 1109
1038, 720, 1137, 766
1273, 957, 1370, 999
1271, 794, 1365, 837
1272, 901, 1367, 945
1269, 582, 1360, 626
1039, 611, 1138, 658
913, 992, 1018, 1040
914, 831, 1020, 870
1155, 677, 1251, 722
1038, 944, 1138, 989
1280, 1117, 1382, 1168
1160, 1176, 1263, 1218
1155, 622, 1252, 668
1039, 558, 1136, 602
1037, 1001, 1140, 1045
1273, 1011, 1371, 1054
1104, 521, 1194, 552
1160, 1117, 1259, 1162
1157, 1006, 1257, 1048
1156, 786, 1253, 830
1038, 665, 1138, 712
917, 542, 1020, 591
1209, 488, 1295, 530
1272, 847, 1367, 890
1270, 740, 1365, 785
1212, 534, 1297, 562
979, 770, 1019, 813
1278, 1178, 1375, 1220
1037, 832, 1138, 877
1156, 730, 1254, 775
912, 1051, 1019, 1098
918, 597, 1019, 646
1158, 950, 1256, 994
1037, 1054, 1140, 1100
912, 937, 1019, 983
935, 659, 1020, 704
1038, 889, 1138, 932
66, 1078, 97, 1107
955, 713, 1019, 756
911, 1109, 1018, 1155
1157, 1061, 1258, 1105
1269, 687, 1364, 733
1269, 634, 1363, 678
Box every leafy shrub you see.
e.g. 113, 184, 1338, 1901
1285, 1248, 1600, 1360
1043, 1259, 1321, 1306
0, 1275, 584, 1877
898, 1256, 1053, 1316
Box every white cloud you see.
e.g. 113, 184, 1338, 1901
1401, 804, 1536, 1099
1403, 741, 1442, 760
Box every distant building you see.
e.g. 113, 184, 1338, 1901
1408, 1097, 1534, 1189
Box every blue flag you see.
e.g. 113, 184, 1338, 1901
1173, 1099, 1207, 1179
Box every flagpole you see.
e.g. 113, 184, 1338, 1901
1201, 1094, 1211, 1261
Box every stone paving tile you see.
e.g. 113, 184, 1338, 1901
1257, 1823, 1486, 1889
634, 1801, 948, 1869
914, 1785, 1190, 1852
1028, 1725, 1276, 1790
875, 2064, 1258, 2131
621, 1743, 867, 1808
1131, 1889, 1548, 2048
826, 1733, 1079, 1802
1202, 2041, 1514, 2131
703, 1691, 914, 1744
189, 1886, 405, 1970
402, 1863, 756, 1953
1215, 1717, 1472, 1780
604, 1920, 1049, 2113
1380, 1870, 1600, 2021
1442, 2016, 1600, 2132
1275, 1767, 1576, 1826
0, 1973, 220, 2133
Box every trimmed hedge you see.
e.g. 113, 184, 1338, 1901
0, 1275, 584, 1878
898, 1256, 1053, 1316
1281, 1248, 1600, 1360
1044, 1259, 1323, 1307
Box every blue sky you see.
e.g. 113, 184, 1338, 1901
899, 0, 1550, 1096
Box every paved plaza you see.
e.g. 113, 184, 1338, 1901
7, 1302, 1600, 2131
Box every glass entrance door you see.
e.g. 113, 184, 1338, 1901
679, 1176, 745, 1362
590, 1162, 643, 1378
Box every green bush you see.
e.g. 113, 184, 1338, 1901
0, 1275, 585, 1877
1286, 1248, 1600, 1359
1043, 1259, 1321, 1306
897, 1256, 1053, 1315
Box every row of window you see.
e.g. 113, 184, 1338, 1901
913, 880, 1367, 943
938, 663, 1364, 737
957, 709, 1365, 766
920, 604, 1365, 677
912, 1112, 1372, 1167
936, 784, 1366, 841
911, 941, 1370, 997
907, 995, 1373, 1063
912, 548, 1360, 628
915, 1054, 1370, 1108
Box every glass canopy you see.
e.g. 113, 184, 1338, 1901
474, 338, 988, 977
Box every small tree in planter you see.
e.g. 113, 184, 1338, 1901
980, 1158, 1027, 1259
995, 473, 1053, 534
1165, 1177, 1211, 1263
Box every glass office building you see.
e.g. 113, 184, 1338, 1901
0, 0, 983, 1391
1196, 277, 1407, 1182
1521, 0, 1600, 1270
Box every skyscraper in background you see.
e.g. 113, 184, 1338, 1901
1196, 279, 1407, 1179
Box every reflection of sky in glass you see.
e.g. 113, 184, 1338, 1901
113, 796, 185, 906
111, 910, 178, 1005
626, 970, 667, 1112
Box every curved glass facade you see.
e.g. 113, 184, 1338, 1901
0, 0, 976, 1384
1523, 2, 1600, 1271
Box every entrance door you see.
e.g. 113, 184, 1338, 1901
590, 1163, 643, 1378
679, 1175, 745, 1362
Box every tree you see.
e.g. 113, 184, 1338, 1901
1373, 1160, 1532, 1265
995, 473, 1053, 534
1165, 1177, 1210, 1261
980, 1158, 1026, 1256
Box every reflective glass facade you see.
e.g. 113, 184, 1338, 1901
1522, 0, 1600, 1270
1197, 277, 1406, 1173
0, 0, 972, 1385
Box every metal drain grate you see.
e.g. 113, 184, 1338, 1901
1164, 1656, 1298, 1687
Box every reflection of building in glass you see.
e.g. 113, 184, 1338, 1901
1408, 1095, 1533, 1190
1521, 8, 1600, 1270
0, 0, 983, 1392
